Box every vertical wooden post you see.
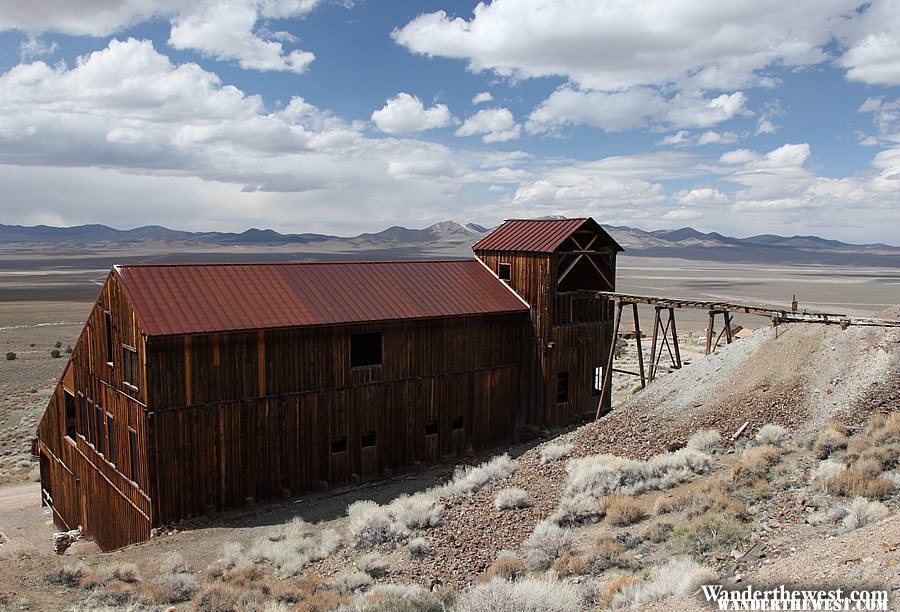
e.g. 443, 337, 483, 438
648, 306, 661, 381
724, 312, 733, 344
705, 310, 715, 356
596, 300, 623, 420
632, 303, 646, 388
669, 308, 682, 369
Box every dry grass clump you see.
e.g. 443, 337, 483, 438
686, 429, 721, 454
858, 446, 898, 470
839, 497, 889, 531
146, 555, 200, 604
523, 520, 573, 571
600, 494, 646, 526
494, 487, 529, 510
826, 468, 893, 500
591, 536, 627, 571
610, 556, 716, 609
868, 413, 900, 444
334, 571, 374, 595
551, 550, 589, 577
443, 453, 518, 497
752, 424, 792, 448
642, 522, 672, 544
552, 448, 712, 525
810, 459, 847, 489
296, 589, 350, 612
597, 574, 640, 610
814, 428, 849, 459
79, 563, 141, 589
355, 585, 456, 612
405, 537, 431, 559
653, 488, 694, 515
479, 551, 528, 582
454, 577, 581, 612
357, 552, 388, 578
44, 563, 86, 588
246, 519, 342, 576
668, 508, 749, 559
540, 442, 574, 464
731, 444, 782, 488
845, 435, 873, 461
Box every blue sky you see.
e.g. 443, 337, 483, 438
0, 0, 899, 243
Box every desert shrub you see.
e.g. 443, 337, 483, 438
334, 571, 374, 594
642, 522, 672, 544
731, 444, 782, 487
494, 487, 529, 510
297, 590, 350, 612
845, 435, 872, 461
753, 424, 791, 448
523, 520, 572, 571
444, 454, 518, 496
405, 537, 431, 559
551, 550, 589, 577
65, 345, 72, 354
600, 494, 646, 526
249, 520, 342, 576
479, 551, 528, 582
356, 586, 455, 612
598, 574, 640, 609
884, 470, 900, 489
686, 429, 721, 454
195, 582, 244, 612
653, 489, 693, 515
54, 341, 62, 348
814, 429, 849, 459
853, 458, 885, 478
147, 568, 200, 604
841, 497, 889, 531
610, 556, 716, 609
553, 448, 712, 524
44, 563, 86, 587
50, 349, 61, 358
348, 494, 442, 549
826, 469, 893, 500
869, 413, 900, 444
540, 442, 574, 464
858, 446, 897, 471
5, 352, 15, 360
455, 577, 581, 612
357, 552, 388, 578
668, 510, 748, 558
810, 459, 847, 489
591, 536, 626, 571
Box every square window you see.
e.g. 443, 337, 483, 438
425, 420, 439, 437
361, 431, 376, 448
350, 332, 382, 368
122, 345, 140, 389
556, 372, 569, 404
498, 263, 511, 281
452, 416, 464, 431
331, 436, 347, 454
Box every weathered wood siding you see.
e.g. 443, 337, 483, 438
145, 313, 527, 524
37, 272, 152, 549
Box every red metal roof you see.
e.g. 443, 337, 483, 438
114, 260, 528, 337
472, 217, 623, 253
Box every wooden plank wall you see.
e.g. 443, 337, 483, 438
36, 271, 153, 549
146, 313, 527, 525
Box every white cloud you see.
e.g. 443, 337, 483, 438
472, 91, 493, 105
857, 96, 900, 143
393, 0, 850, 91
658, 130, 690, 146
0, 0, 321, 73
678, 187, 729, 205
19, 35, 58, 60
836, 0, 900, 86
526, 87, 748, 134
371, 92, 455, 134
662, 209, 703, 221
719, 149, 760, 165
456, 107, 521, 142
696, 131, 739, 145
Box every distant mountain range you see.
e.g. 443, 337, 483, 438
1, 220, 897, 266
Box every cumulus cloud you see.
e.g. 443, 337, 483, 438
526, 87, 748, 134
0, 0, 321, 73
836, 0, 900, 86
678, 187, 729, 205
472, 91, 493, 104
456, 107, 521, 142
393, 0, 849, 91
371, 93, 455, 134
19, 35, 58, 60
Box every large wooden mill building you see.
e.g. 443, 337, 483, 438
37, 218, 621, 549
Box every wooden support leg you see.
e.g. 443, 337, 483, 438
596, 301, 624, 419
632, 303, 646, 388
724, 312, 734, 344
648, 306, 661, 382
705, 310, 715, 356
669, 308, 682, 369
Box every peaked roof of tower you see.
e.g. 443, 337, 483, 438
113, 260, 528, 336
472, 217, 624, 253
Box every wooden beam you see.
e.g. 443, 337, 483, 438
557, 254, 583, 285
705, 310, 715, 356
648, 306, 661, 381
632, 303, 646, 388
669, 308, 682, 369
596, 300, 624, 420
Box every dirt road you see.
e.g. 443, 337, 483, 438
0, 482, 39, 512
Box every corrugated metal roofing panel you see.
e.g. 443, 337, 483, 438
115, 260, 528, 336
472, 217, 624, 253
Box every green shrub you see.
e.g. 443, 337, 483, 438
50, 349, 61, 358
5, 352, 15, 360
54, 341, 62, 349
